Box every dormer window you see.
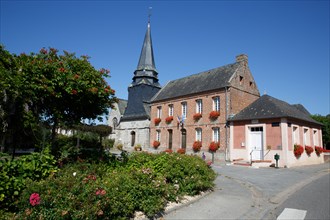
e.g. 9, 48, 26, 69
239, 76, 244, 85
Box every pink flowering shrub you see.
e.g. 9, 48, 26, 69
29, 193, 40, 206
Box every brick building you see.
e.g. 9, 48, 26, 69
150, 54, 260, 159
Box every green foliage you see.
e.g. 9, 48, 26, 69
311, 114, 330, 149
12, 153, 216, 219
1, 45, 117, 153
0, 148, 58, 210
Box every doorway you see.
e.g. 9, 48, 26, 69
168, 129, 173, 149
181, 129, 186, 149
249, 127, 263, 160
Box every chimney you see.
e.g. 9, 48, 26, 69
236, 54, 248, 64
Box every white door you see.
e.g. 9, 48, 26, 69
249, 127, 263, 160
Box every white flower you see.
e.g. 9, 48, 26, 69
73, 172, 77, 177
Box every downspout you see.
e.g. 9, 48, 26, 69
225, 86, 229, 161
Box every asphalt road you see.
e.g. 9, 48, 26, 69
273, 173, 330, 220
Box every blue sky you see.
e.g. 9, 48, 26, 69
1, 0, 329, 116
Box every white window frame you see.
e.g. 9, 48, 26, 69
168, 104, 174, 116
212, 127, 220, 142
156, 130, 161, 141
303, 127, 310, 146
181, 102, 187, 119
292, 126, 299, 145
213, 96, 220, 112
313, 129, 319, 146
195, 128, 202, 141
196, 99, 203, 114
157, 106, 162, 118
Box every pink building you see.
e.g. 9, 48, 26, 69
229, 95, 324, 167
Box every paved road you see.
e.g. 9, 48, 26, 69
273, 174, 330, 220
164, 162, 330, 220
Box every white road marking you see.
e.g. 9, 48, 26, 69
277, 208, 307, 220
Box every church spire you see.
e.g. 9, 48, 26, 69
132, 11, 159, 87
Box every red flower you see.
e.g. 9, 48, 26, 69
164, 149, 173, 153
315, 146, 323, 156
165, 116, 173, 124
153, 140, 160, 149
177, 148, 186, 154
305, 145, 314, 156
193, 113, 202, 121
209, 142, 219, 152
193, 141, 202, 152
71, 89, 78, 95
209, 111, 220, 120
29, 193, 40, 206
154, 118, 161, 125
59, 67, 66, 72
95, 188, 106, 196
294, 144, 304, 157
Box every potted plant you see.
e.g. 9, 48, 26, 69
164, 148, 173, 153
193, 113, 202, 121
305, 145, 314, 156
294, 144, 304, 157
193, 141, 202, 152
209, 141, 219, 153
209, 111, 220, 120
315, 146, 323, 156
134, 144, 142, 151
177, 148, 186, 154
153, 140, 160, 149
154, 118, 161, 125
165, 116, 174, 124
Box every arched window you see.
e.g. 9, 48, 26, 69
131, 131, 136, 147
113, 117, 118, 129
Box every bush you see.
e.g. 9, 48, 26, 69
0, 148, 58, 210
13, 152, 216, 219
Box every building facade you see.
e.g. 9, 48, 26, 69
149, 54, 260, 159
229, 95, 324, 167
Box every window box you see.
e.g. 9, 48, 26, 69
209, 111, 220, 120
165, 116, 174, 124
177, 148, 186, 154
209, 142, 219, 153
305, 145, 314, 156
193, 141, 202, 152
294, 144, 304, 158
153, 140, 160, 149
315, 146, 323, 156
193, 113, 202, 121
154, 118, 161, 125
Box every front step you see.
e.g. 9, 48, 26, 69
232, 161, 251, 166
232, 160, 273, 167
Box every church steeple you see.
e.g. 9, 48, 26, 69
131, 19, 160, 87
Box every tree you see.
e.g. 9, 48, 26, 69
1, 46, 117, 153
311, 114, 330, 149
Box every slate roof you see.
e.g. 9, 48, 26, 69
229, 95, 322, 125
117, 99, 128, 115
152, 62, 240, 102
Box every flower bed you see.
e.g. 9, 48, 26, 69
11, 153, 216, 219
192, 141, 202, 152
209, 142, 219, 153
209, 111, 220, 120
294, 144, 304, 157
193, 113, 202, 121
305, 145, 314, 156
165, 116, 174, 124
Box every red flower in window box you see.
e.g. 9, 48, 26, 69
164, 148, 173, 153
209, 111, 220, 120
154, 118, 161, 125
193, 113, 202, 121
294, 144, 304, 157
165, 116, 174, 124
305, 145, 314, 156
192, 141, 202, 152
209, 142, 219, 153
153, 140, 160, 149
177, 148, 186, 154
315, 146, 323, 156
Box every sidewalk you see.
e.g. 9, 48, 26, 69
164, 162, 330, 219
